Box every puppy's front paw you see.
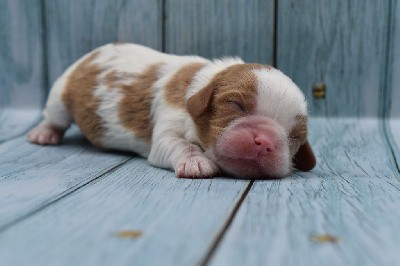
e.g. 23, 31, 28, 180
175, 156, 219, 179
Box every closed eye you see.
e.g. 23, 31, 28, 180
226, 100, 245, 112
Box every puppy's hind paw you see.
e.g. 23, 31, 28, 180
28, 123, 64, 145
175, 156, 219, 179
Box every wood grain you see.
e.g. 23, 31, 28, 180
0, 126, 130, 229
45, 0, 162, 87
388, 119, 400, 167
386, 1, 400, 169
0, 155, 249, 265
0, 0, 44, 140
0, 0, 44, 109
277, 0, 390, 117
0, 109, 40, 143
387, 0, 400, 118
210, 118, 400, 265
1, 1, 400, 265
165, 0, 274, 64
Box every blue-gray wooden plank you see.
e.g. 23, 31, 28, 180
386, 1, 400, 169
210, 118, 400, 265
389, 120, 400, 164
165, 0, 274, 64
45, 0, 162, 86
0, 157, 249, 266
0, 0, 44, 140
0, 126, 130, 230
387, 0, 399, 118
277, 1, 390, 117
0, 109, 40, 143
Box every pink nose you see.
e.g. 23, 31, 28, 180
255, 136, 275, 155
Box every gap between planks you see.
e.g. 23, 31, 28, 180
200, 180, 254, 266
382, 119, 400, 173
272, 0, 278, 67
0, 158, 132, 234
40, 0, 50, 100
380, 0, 400, 174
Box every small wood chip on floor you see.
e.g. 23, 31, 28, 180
310, 234, 339, 243
116, 230, 143, 238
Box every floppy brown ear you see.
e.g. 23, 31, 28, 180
186, 83, 215, 118
293, 141, 316, 171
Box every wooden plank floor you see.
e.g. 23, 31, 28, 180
0, 109, 40, 143
1, 116, 399, 266
210, 118, 400, 265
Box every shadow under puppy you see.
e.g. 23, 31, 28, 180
28, 43, 316, 179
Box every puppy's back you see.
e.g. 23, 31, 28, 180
42, 43, 207, 156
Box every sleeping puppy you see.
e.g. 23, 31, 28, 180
28, 43, 316, 179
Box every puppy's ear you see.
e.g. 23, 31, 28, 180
293, 141, 316, 171
186, 83, 216, 118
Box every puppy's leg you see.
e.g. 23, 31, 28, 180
28, 77, 72, 145
148, 131, 219, 178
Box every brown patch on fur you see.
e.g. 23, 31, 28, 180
290, 115, 315, 171
62, 51, 104, 147
293, 140, 316, 171
117, 63, 162, 143
165, 63, 205, 109
288, 115, 308, 156
188, 64, 269, 148
104, 70, 118, 87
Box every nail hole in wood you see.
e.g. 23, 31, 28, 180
116, 230, 143, 238
312, 82, 326, 99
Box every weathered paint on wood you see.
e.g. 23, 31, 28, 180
45, 0, 162, 86
0, 109, 40, 143
387, 2, 400, 171
276, 1, 390, 117
0, 126, 130, 229
390, 120, 400, 169
0, 0, 44, 109
0, 156, 249, 266
388, 0, 400, 118
210, 118, 400, 265
388, 119, 400, 167
1, 1, 400, 265
165, 0, 274, 64
0, 1, 44, 141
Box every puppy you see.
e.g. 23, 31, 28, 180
28, 43, 316, 179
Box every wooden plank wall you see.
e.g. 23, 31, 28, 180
2, 0, 398, 119
276, 0, 390, 117
165, 0, 274, 64
388, 0, 400, 119
0, 0, 44, 109
387, 0, 400, 164
0, 0, 400, 117
44, 0, 162, 87
0, 0, 45, 141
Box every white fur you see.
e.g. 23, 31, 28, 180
31, 43, 308, 178
149, 74, 192, 168
254, 68, 307, 132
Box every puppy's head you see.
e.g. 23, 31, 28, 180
186, 64, 316, 178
